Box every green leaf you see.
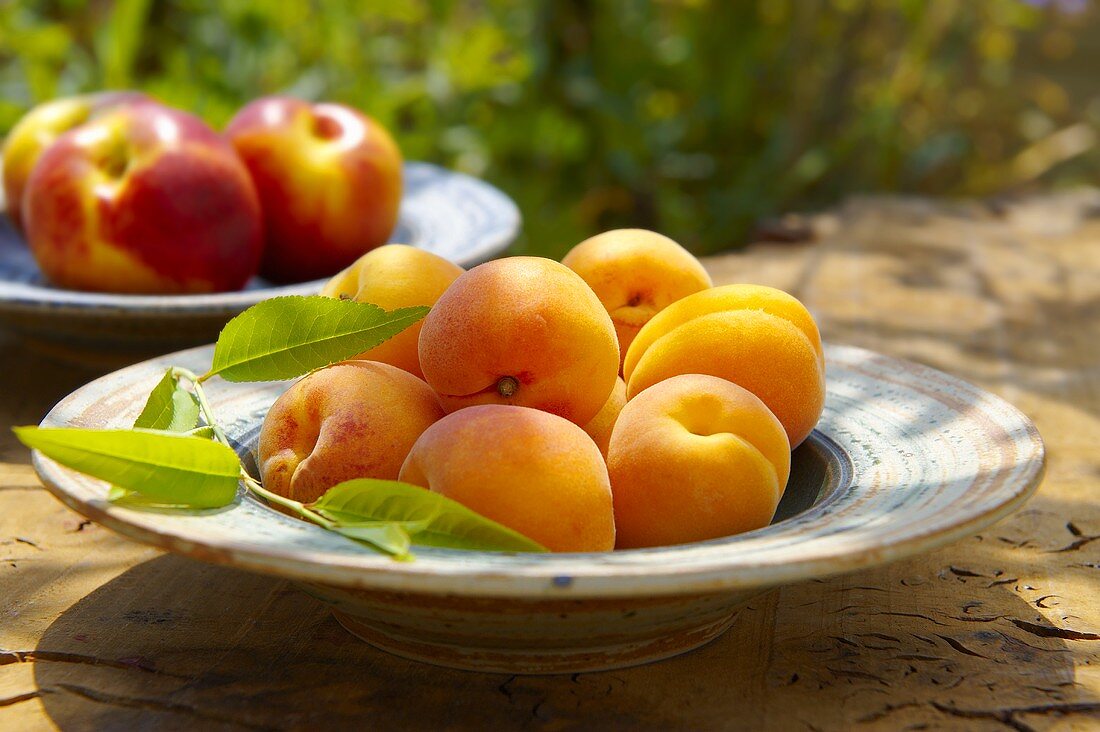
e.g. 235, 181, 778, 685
106, 484, 199, 510
311, 479, 548, 553
206, 296, 429, 382
13, 426, 240, 509
133, 370, 200, 432
331, 522, 414, 558
106, 485, 131, 502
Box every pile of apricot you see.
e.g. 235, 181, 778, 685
257, 230, 825, 552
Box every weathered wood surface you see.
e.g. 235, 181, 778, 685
2, 192, 1099, 731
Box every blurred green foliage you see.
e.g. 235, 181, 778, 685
1, 0, 1098, 257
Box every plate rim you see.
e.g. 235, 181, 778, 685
0, 161, 520, 315
30, 343, 1046, 599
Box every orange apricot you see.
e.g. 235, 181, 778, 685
417, 256, 619, 425
562, 229, 712, 367
607, 374, 791, 548
399, 405, 616, 552
624, 284, 824, 447
581, 377, 626, 457
258, 360, 444, 504
320, 244, 464, 378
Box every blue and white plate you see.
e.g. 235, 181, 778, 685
0, 162, 520, 354
30, 344, 1045, 673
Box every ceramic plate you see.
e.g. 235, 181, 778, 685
30, 344, 1045, 674
0, 162, 519, 354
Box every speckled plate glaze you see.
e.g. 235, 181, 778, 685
31, 344, 1044, 674
0, 162, 519, 353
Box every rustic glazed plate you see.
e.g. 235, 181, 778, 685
0, 162, 519, 354
30, 344, 1044, 674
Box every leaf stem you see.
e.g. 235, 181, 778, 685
168, 363, 414, 557
239, 471, 336, 529
169, 367, 229, 448
168, 367, 336, 531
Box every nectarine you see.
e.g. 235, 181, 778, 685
226, 97, 402, 283
22, 102, 263, 293
2, 91, 147, 233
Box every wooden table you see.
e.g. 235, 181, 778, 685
2, 193, 1098, 731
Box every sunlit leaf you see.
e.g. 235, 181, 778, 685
133, 370, 200, 432
14, 426, 240, 509
311, 479, 547, 552
106, 484, 203, 509
332, 521, 415, 558
206, 296, 429, 382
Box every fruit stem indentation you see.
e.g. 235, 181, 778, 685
497, 376, 519, 398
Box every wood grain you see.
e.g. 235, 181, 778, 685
3, 191, 1099, 730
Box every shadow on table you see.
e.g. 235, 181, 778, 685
800, 224, 1100, 426
33, 542, 1096, 730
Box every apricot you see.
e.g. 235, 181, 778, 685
320, 244, 464, 378
582, 377, 626, 457
607, 374, 791, 548
400, 405, 615, 552
624, 284, 824, 447
562, 229, 712, 367
417, 256, 619, 425
258, 360, 444, 504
